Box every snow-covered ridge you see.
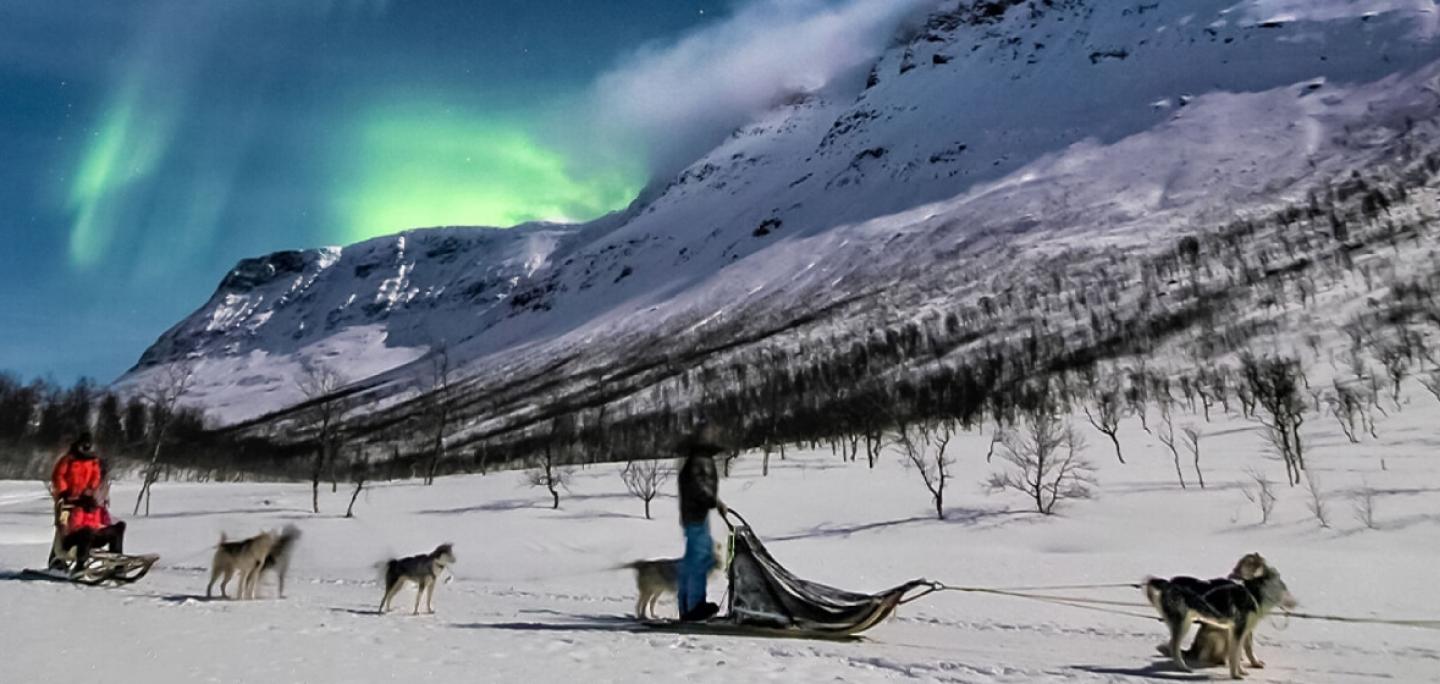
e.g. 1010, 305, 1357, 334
123, 225, 575, 419
123, 0, 1440, 424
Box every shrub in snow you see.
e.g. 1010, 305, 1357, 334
988, 412, 1094, 515
620, 459, 672, 520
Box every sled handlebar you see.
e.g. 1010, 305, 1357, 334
721, 507, 750, 531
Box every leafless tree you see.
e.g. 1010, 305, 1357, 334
984, 430, 1002, 463
1083, 386, 1126, 464
296, 361, 348, 514
132, 362, 195, 516
621, 458, 672, 520
1368, 373, 1387, 412
1242, 468, 1277, 524
1241, 353, 1307, 486
1157, 406, 1186, 489
1235, 381, 1257, 419
527, 444, 573, 509
855, 404, 885, 469
344, 445, 370, 519
1126, 363, 1153, 433
1194, 370, 1220, 422
1351, 482, 1378, 530
759, 366, 788, 476
1181, 425, 1204, 489
1327, 382, 1363, 444
891, 418, 957, 520
1419, 369, 1440, 405
423, 343, 453, 486
988, 411, 1094, 515
1303, 472, 1331, 529
1378, 342, 1410, 407
720, 449, 742, 477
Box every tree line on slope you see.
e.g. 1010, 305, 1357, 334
2, 150, 1436, 522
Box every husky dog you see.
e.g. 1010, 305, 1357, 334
258, 525, 301, 598
206, 530, 278, 600
623, 543, 726, 620
379, 543, 456, 615
1144, 553, 1297, 680
1154, 553, 1269, 668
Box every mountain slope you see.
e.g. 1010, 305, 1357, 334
122, 0, 1440, 429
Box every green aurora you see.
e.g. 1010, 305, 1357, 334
330, 107, 643, 242
67, 76, 178, 269
66, 100, 644, 266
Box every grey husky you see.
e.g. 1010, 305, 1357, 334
379, 543, 456, 615
622, 543, 725, 621
258, 525, 302, 598
1153, 553, 1269, 668
207, 530, 277, 600
1143, 553, 1297, 680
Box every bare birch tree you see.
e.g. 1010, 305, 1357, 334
891, 418, 957, 520
1241, 353, 1308, 486
621, 459, 672, 520
132, 362, 195, 516
527, 443, 572, 510
423, 343, 452, 486
296, 361, 347, 514
1181, 425, 1204, 489
988, 411, 1095, 515
1157, 406, 1186, 489
1083, 385, 1126, 464
344, 445, 370, 519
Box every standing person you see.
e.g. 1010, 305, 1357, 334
51, 432, 103, 504
676, 433, 727, 622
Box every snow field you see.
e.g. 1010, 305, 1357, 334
3, 386, 1440, 683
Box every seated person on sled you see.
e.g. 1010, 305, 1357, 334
49, 433, 125, 571
59, 496, 126, 571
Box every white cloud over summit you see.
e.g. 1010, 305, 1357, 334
585, 0, 937, 178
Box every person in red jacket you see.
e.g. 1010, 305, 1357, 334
49, 433, 112, 570
61, 495, 126, 571
51, 433, 103, 504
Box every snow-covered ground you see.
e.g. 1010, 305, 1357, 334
3, 392, 1439, 683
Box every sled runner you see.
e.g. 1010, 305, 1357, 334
637, 617, 864, 641
664, 509, 934, 638
21, 551, 159, 586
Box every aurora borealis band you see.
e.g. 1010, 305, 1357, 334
0, 1, 716, 381
333, 108, 644, 242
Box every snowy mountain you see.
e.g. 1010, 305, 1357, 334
122, 0, 1440, 435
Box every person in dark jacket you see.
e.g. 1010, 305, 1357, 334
676, 434, 728, 621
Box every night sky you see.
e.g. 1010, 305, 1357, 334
0, 0, 722, 382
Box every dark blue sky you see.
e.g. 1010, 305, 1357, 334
0, 0, 721, 383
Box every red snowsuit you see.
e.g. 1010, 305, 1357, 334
67, 504, 112, 532
51, 452, 102, 502
62, 500, 124, 565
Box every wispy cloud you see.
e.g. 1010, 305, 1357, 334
582, 0, 937, 178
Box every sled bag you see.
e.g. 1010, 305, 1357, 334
725, 524, 927, 635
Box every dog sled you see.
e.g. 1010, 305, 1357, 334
19, 503, 159, 586
645, 509, 937, 639
22, 551, 160, 586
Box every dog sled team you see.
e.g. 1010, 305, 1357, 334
28, 431, 1298, 678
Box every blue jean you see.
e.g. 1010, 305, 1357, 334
678, 520, 714, 615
